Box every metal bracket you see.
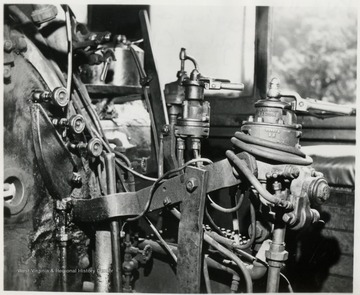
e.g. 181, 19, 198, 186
177, 166, 208, 293
72, 154, 242, 222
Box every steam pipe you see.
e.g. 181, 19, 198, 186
203, 255, 212, 293
63, 5, 73, 103
266, 222, 287, 293
59, 241, 67, 291
104, 153, 122, 292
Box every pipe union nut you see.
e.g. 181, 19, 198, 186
265, 249, 288, 262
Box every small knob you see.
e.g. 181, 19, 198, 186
51, 87, 69, 107
68, 114, 86, 134
308, 177, 330, 205
87, 138, 103, 157
315, 180, 330, 204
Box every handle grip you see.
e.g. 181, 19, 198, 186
220, 82, 245, 91
303, 98, 355, 115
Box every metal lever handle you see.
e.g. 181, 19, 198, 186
300, 98, 355, 115
201, 78, 244, 92
219, 82, 245, 91
281, 91, 355, 116
100, 57, 111, 82
100, 49, 116, 82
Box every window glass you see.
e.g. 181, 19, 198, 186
150, 5, 255, 97
272, 7, 357, 105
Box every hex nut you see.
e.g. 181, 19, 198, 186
186, 177, 199, 192
265, 249, 288, 262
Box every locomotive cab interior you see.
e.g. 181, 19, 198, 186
2, 3, 357, 293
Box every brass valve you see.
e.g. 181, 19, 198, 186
32, 87, 69, 107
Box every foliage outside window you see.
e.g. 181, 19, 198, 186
272, 7, 357, 106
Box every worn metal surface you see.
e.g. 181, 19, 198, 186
4, 11, 91, 291
31, 103, 76, 200
95, 230, 112, 292
72, 155, 241, 222
177, 167, 208, 293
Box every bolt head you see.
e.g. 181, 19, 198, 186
186, 177, 199, 192
163, 197, 171, 205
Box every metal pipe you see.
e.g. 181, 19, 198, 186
176, 138, 185, 166
95, 231, 112, 292
230, 137, 312, 166
230, 274, 240, 293
226, 150, 293, 209
158, 133, 164, 177
206, 257, 238, 277
138, 239, 178, 256
109, 222, 122, 292
171, 206, 254, 262
64, 5, 73, 103
266, 222, 287, 293
203, 255, 212, 293
192, 138, 202, 167
144, 216, 177, 263
204, 234, 253, 293
59, 241, 67, 292
167, 205, 253, 291
104, 153, 122, 292
205, 231, 254, 262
